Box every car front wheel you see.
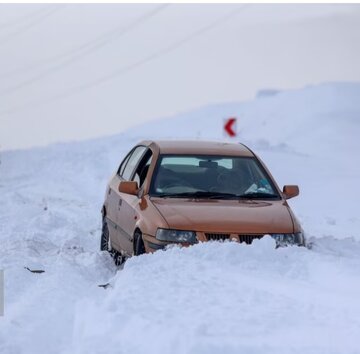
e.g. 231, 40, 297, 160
100, 219, 124, 266
134, 230, 145, 256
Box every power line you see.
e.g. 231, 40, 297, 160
62, 5, 249, 92
0, 5, 54, 29
0, 4, 169, 81
0, 5, 66, 46
0, 4, 168, 95
0, 5, 248, 117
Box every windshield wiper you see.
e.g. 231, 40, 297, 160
155, 191, 239, 199
237, 192, 279, 199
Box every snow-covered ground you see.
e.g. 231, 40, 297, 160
0, 82, 360, 353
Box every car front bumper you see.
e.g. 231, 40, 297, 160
143, 231, 305, 252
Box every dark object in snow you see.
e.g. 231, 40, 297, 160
24, 267, 45, 274
98, 283, 111, 289
306, 241, 314, 250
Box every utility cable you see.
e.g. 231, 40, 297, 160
0, 5, 66, 46
0, 5, 54, 29
0, 4, 168, 80
0, 5, 248, 116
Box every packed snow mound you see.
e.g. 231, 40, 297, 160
71, 238, 360, 354
0, 82, 360, 354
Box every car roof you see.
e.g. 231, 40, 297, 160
139, 140, 254, 157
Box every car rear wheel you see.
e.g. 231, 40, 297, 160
100, 220, 111, 251
101, 220, 125, 266
134, 230, 145, 256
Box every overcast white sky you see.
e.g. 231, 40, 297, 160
1, 3, 360, 150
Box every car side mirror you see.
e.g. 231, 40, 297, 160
118, 181, 139, 196
283, 185, 299, 199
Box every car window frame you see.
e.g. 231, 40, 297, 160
131, 149, 153, 188
117, 145, 147, 181
117, 151, 132, 177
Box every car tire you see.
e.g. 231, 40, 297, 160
100, 220, 111, 251
134, 230, 145, 256
101, 219, 124, 266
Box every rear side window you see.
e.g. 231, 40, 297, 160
122, 146, 146, 180
118, 153, 131, 176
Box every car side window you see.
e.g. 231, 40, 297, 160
118, 152, 132, 177
122, 146, 146, 180
132, 150, 153, 187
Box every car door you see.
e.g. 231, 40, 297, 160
116, 149, 153, 255
106, 150, 132, 250
115, 146, 147, 254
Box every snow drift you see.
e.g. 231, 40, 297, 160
0, 82, 359, 354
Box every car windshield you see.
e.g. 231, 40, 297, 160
150, 155, 280, 199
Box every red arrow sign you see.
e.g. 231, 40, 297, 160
224, 118, 237, 137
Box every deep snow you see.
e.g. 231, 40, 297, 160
0, 82, 360, 353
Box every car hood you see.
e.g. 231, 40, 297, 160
151, 198, 294, 234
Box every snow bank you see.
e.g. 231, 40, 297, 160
0, 82, 359, 353
71, 238, 360, 354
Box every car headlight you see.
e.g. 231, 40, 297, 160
271, 232, 305, 246
156, 228, 197, 243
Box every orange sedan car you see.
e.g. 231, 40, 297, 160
101, 140, 305, 264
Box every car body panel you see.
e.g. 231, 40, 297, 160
148, 140, 254, 157
105, 174, 122, 249
116, 191, 138, 255
150, 198, 295, 234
